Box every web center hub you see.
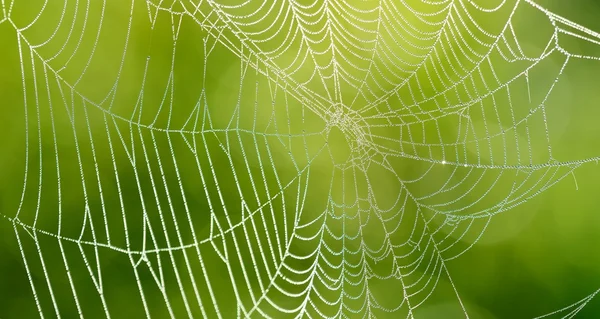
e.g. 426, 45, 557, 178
325, 107, 372, 168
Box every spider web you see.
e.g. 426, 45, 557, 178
0, 0, 600, 317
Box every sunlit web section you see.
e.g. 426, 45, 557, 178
1, 0, 600, 318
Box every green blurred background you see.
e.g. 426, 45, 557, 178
1, 0, 600, 318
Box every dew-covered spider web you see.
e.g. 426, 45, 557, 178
1, 0, 600, 317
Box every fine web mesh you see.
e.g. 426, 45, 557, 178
1, 0, 600, 317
